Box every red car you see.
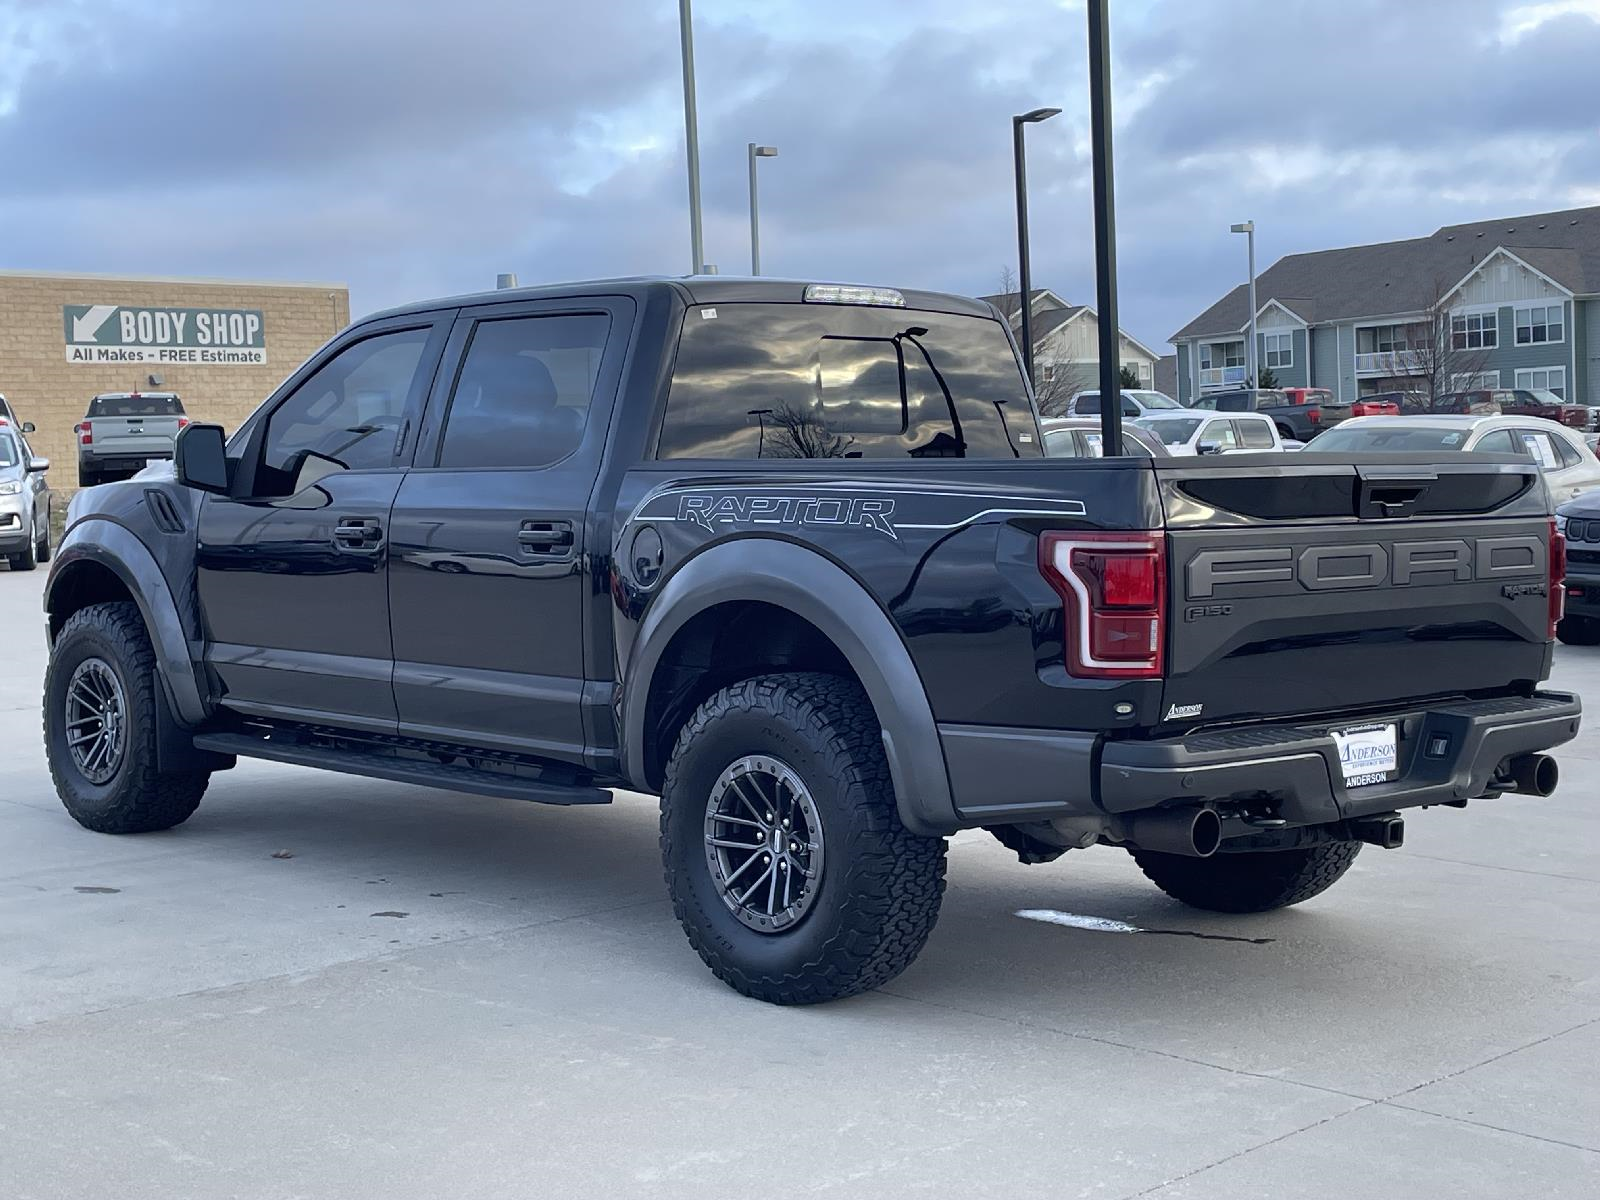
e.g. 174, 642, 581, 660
1499, 388, 1590, 430
1281, 386, 1398, 422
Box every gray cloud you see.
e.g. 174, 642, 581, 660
2, 0, 1598, 354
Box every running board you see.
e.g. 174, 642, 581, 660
191, 732, 613, 806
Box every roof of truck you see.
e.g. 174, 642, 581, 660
359, 277, 998, 324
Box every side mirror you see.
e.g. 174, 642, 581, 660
173, 423, 231, 495
21, 421, 35, 434
1196, 441, 1221, 456
26, 456, 49, 474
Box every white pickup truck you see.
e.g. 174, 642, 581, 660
75, 392, 188, 486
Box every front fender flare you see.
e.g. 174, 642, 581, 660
622, 538, 958, 837
46, 519, 209, 727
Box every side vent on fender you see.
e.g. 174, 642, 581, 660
144, 489, 186, 535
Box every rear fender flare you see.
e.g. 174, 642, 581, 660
45, 519, 208, 727
621, 538, 958, 836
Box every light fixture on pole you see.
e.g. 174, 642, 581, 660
1231, 221, 1257, 388
748, 144, 778, 275
1012, 107, 1061, 389
678, 0, 705, 273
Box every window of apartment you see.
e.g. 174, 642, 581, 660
1451, 371, 1501, 391
1356, 324, 1412, 354
1451, 310, 1498, 350
1514, 366, 1566, 398
1121, 360, 1147, 383
1514, 304, 1564, 345
1263, 332, 1292, 368
1200, 341, 1244, 370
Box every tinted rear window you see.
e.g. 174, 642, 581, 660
90, 394, 184, 417
657, 304, 1039, 459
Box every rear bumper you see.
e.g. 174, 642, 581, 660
1562, 568, 1600, 619
81, 450, 172, 468
942, 691, 1581, 828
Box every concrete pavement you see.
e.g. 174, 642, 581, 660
1, 564, 1597, 1198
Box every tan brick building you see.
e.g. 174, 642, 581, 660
0, 270, 350, 488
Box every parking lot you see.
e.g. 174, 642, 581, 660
1, 563, 1596, 1198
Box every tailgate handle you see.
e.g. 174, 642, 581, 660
1357, 470, 1434, 519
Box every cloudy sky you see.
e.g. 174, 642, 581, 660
4, 0, 1600, 349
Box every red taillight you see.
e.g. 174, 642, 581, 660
1306, 406, 1321, 425
1039, 531, 1166, 678
79, 420, 92, 445
177, 417, 189, 428
1550, 518, 1566, 639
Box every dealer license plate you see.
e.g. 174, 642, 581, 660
1333, 723, 1398, 787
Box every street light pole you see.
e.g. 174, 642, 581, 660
748, 144, 778, 275
679, 0, 704, 274
1231, 221, 1257, 387
1012, 107, 1061, 390
1086, 0, 1123, 455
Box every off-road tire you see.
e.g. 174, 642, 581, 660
1131, 841, 1362, 913
44, 601, 209, 833
1557, 615, 1600, 646
661, 672, 946, 1004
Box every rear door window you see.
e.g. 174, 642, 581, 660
658, 304, 1038, 459
1236, 419, 1274, 449
1515, 429, 1562, 470
436, 314, 610, 469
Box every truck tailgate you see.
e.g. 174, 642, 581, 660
1154, 455, 1555, 728
91, 416, 183, 455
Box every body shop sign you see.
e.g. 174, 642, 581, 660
63, 305, 266, 365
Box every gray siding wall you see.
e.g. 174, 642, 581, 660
1337, 324, 1357, 400
1256, 329, 1307, 388
1176, 342, 1192, 403
1479, 302, 1576, 393
1583, 299, 1598, 404
1311, 326, 1339, 390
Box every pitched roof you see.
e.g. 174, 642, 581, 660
978, 287, 1051, 309
1172, 205, 1600, 341
1033, 304, 1089, 338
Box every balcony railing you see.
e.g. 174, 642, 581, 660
1355, 349, 1426, 375
1198, 365, 1247, 388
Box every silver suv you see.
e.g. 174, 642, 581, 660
0, 419, 51, 571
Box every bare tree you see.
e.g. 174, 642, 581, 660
1032, 355, 1096, 417
1405, 277, 1494, 401
995, 265, 1022, 325
763, 402, 855, 459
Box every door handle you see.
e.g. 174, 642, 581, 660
334, 517, 384, 549
518, 519, 575, 556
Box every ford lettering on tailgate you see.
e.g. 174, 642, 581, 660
1186, 536, 1544, 599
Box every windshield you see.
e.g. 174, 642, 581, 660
1308, 425, 1474, 453
90, 394, 184, 417
1075, 390, 1179, 411
1138, 417, 1204, 445
0, 433, 16, 467
1528, 390, 1566, 405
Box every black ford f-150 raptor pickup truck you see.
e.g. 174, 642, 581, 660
43, 277, 1581, 1004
